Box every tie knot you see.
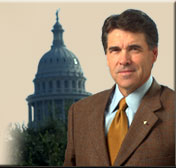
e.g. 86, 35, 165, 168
119, 98, 127, 111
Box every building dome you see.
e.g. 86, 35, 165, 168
37, 47, 83, 78
36, 11, 83, 79
26, 9, 91, 127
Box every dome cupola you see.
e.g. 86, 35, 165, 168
36, 9, 83, 79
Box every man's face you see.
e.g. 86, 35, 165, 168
106, 29, 157, 96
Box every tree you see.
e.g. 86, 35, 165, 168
7, 119, 67, 166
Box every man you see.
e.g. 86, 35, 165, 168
64, 9, 175, 166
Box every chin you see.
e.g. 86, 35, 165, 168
116, 78, 136, 86
116, 80, 137, 91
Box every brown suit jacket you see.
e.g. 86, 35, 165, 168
64, 80, 175, 166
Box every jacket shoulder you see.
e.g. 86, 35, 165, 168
74, 87, 113, 107
160, 85, 175, 103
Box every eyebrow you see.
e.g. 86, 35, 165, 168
127, 44, 143, 50
108, 46, 121, 53
108, 44, 143, 53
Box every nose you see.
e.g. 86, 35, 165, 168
119, 50, 131, 65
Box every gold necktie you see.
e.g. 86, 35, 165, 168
107, 98, 128, 165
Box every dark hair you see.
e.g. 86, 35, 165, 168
102, 9, 158, 54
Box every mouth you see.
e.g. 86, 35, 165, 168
118, 70, 135, 75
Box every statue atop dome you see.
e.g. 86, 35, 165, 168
56, 8, 60, 22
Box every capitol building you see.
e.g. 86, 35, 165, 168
26, 10, 91, 127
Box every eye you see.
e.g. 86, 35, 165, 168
109, 47, 121, 54
111, 49, 120, 54
131, 46, 139, 51
128, 45, 142, 52
132, 47, 139, 50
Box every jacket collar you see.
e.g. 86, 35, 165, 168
87, 85, 115, 166
88, 79, 161, 166
114, 79, 162, 166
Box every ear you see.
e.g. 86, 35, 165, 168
152, 47, 158, 63
106, 54, 110, 67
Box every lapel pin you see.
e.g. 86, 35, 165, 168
143, 121, 148, 125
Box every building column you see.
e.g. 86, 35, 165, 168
60, 80, 64, 93
52, 99, 55, 119
28, 103, 32, 123
68, 80, 71, 92
75, 79, 78, 92
33, 102, 37, 122
62, 99, 65, 121
42, 101, 45, 121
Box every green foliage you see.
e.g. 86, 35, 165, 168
7, 119, 67, 166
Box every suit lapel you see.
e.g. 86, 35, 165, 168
88, 86, 115, 166
114, 80, 162, 166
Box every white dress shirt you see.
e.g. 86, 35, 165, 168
105, 75, 153, 135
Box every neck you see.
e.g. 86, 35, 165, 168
119, 87, 135, 97
118, 75, 152, 97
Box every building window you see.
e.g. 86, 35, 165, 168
78, 81, 81, 89
37, 83, 40, 90
72, 80, 76, 88
32, 106, 34, 121
64, 80, 68, 88
83, 81, 85, 89
57, 80, 60, 88
37, 102, 41, 121
37, 109, 41, 121
74, 58, 78, 64
42, 82, 45, 92
49, 81, 53, 90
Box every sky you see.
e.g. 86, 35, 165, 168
0, 1, 174, 164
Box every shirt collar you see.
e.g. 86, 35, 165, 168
109, 75, 153, 113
